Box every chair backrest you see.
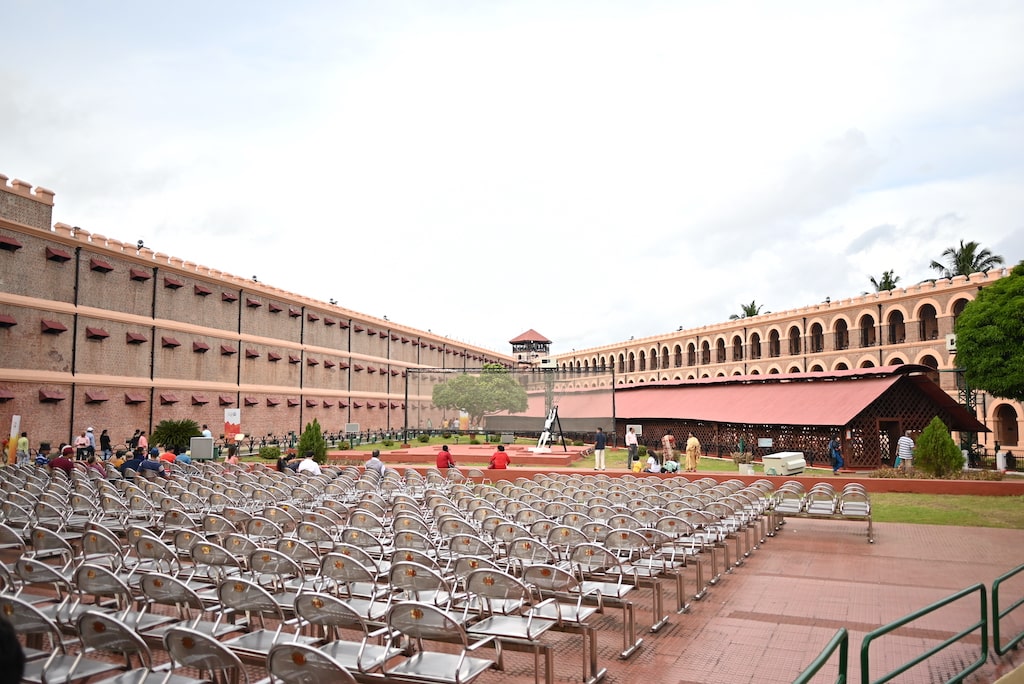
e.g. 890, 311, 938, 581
447, 534, 495, 560
389, 561, 453, 602
218, 577, 286, 627
465, 568, 530, 614
267, 642, 358, 684
248, 548, 305, 586
294, 591, 369, 635
164, 626, 249, 684
0, 594, 68, 653
77, 610, 153, 668
386, 600, 469, 646
139, 572, 204, 611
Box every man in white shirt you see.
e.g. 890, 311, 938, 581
365, 449, 386, 476
296, 451, 322, 476
625, 427, 639, 466
896, 431, 915, 471
201, 424, 213, 439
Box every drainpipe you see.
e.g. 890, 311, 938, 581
69, 246, 82, 438
877, 303, 884, 365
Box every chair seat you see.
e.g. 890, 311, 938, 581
22, 654, 120, 684
386, 651, 494, 684
222, 631, 320, 659
92, 669, 210, 684
143, 618, 244, 641
468, 614, 557, 641
531, 601, 600, 624
581, 579, 634, 600
321, 639, 404, 673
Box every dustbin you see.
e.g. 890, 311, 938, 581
996, 451, 1007, 471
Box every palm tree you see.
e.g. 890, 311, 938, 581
869, 270, 901, 291
729, 300, 766, 320
929, 240, 1004, 279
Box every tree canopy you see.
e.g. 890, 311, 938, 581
729, 300, 766, 320
869, 270, 900, 291
954, 261, 1024, 402
432, 363, 528, 427
930, 240, 1004, 279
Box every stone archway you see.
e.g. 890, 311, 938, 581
994, 404, 1020, 448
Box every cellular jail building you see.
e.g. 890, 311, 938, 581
1, 172, 1021, 459
0, 174, 510, 451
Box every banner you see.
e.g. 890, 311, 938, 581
224, 408, 241, 443
6, 414, 20, 465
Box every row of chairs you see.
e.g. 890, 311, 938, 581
2, 463, 781, 683
770, 481, 874, 542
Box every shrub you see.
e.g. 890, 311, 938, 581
259, 445, 281, 461
417, 434, 430, 443
468, 438, 480, 445
338, 441, 351, 451
572, 440, 585, 447
638, 445, 648, 458
382, 439, 394, 447
441, 431, 452, 439
296, 418, 328, 465
915, 416, 965, 478
150, 419, 201, 452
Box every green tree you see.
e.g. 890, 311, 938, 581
913, 416, 964, 477
869, 270, 901, 291
296, 418, 328, 465
954, 261, 1024, 402
432, 363, 528, 427
729, 300, 766, 320
150, 419, 201, 452
929, 240, 1005, 279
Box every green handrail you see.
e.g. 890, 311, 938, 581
794, 628, 848, 684
992, 563, 1024, 655
860, 583, 987, 684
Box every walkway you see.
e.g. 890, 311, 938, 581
470, 518, 1023, 683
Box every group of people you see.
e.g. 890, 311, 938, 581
432, 443, 512, 471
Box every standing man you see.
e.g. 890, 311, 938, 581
85, 427, 96, 458
593, 427, 607, 471
625, 427, 639, 468
15, 431, 29, 465
896, 430, 914, 471
201, 424, 213, 439
829, 434, 845, 475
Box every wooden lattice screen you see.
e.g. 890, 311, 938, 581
632, 377, 968, 469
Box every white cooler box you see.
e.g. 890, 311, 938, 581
762, 451, 806, 476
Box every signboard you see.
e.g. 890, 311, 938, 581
224, 408, 241, 443
757, 437, 773, 448
626, 423, 643, 436
6, 414, 20, 466
345, 422, 360, 435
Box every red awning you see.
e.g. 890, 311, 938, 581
617, 377, 902, 426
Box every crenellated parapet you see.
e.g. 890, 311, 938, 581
0, 174, 55, 205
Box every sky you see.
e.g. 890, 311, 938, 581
2, 1, 1022, 357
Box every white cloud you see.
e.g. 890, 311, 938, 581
1, 0, 1021, 355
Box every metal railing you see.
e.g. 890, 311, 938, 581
794, 628, 848, 684
859, 583, 988, 684
992, 563, 1024, 656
